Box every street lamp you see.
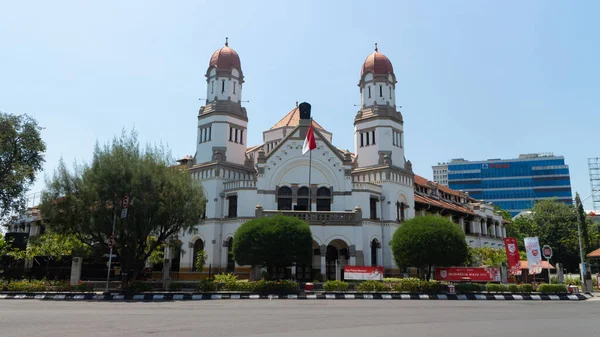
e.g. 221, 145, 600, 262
574, 198, 587, 292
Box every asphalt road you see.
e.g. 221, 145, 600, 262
0, 299, 599, 337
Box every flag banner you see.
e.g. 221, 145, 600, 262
344, 266, 384, 281
503, 237, 521, 276
302, 123, 317, 155
524, 237, 542, 275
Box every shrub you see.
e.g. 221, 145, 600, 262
455, 283, 483, 293
197, 280, 218, 292
168, 282, 183, 291
313, 274, 324, 282
421, 280, 448, 294
356, 281, 388, 292
564, 277, 581, 286
323, 280, 349, 292
594, 277, 598, 289
254, 280, 297, 294
508, 284, 520, 293
6, 280, 47, 292
213, 273, 238, 283
390, 278, 421, 292
485, 283, 508, 293
537, 284, 568, 294
383, 278, 404, 283
129, 281, 153, 292
519, 284, 533, 293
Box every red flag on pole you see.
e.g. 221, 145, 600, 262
503, 237, 521, 275
302, 123, 317, 155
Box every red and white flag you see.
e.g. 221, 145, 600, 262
302, 123, 317, 155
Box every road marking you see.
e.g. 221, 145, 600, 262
325, 294, 335, 299
133, 295, 144, 300
249, 295, 260, 299
73, 295, 85, 300
419, 294, 430, 300
512, 295, 523, 300
457, 295, 467, 300
153, 295, 164, 300
211, 294, 222, 300
494, 295, 505, 300
567, 295, 579, 300
530, 295, 541, 300
307, 294, 317, 299
548, 295, 559, 300
382, 294, 392, 299
231, 294, 240, 299
192, 294, 202, 300
287, 295, 298, 299
401, 294, 411, 299
113, 295, 124, 300
35, 295, 46, 299
437, 294, 448, 300
363, 294, 374, 299
173, 294, 184, 300
344, 294, 355, 299
475, 294, 486, 300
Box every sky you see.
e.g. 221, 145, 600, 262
1, 0, 598, 210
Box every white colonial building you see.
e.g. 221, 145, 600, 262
172, 41, 415, 280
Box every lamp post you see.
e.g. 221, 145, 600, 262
576, 216, 587, 292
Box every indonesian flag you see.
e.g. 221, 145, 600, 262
302, 123, 317, 155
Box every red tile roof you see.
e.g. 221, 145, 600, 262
271, 106, 324, 130
361, 50, 394, 76
414, 194, 474, 215
519, 260, 555, 270
587, 248, 600, 258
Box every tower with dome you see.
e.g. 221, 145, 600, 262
171, 40, 416, 281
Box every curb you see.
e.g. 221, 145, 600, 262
0, 293, 593, 301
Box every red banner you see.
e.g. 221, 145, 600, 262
436, 267, 500, 282
344, 266, 384, 281
504, 237, 521, 275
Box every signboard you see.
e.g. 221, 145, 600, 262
542, 245, 553, 259
435, 267, 501, 282
503, 238, 521, 276
122, 195, 129, 209
524, 237, 542, 275
343, 266, 383, 281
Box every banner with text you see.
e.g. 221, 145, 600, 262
524, 237, 542, 275
435, 267, 501, 282
503, 237, 521, 275
344, 266, 384, 281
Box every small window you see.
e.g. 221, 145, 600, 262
227, 196, 238, 218
371, 239, 378, 266
229, 127, 233, 141
368, 86, 371, 98
208, 127, 211, 141
370, 198, 378, 220
316, 187, 331, 211
389, 87, 392, 99
240, 129, 244, 144
360, 133, 364, 147
379, 85, 383, 97
221, 80, 225, 93
371, 130, 375, 145
233, 81, 236, 94
296, 187, 310, 211
211, 81, 214, 94
235, 129, 239, 143
365, 132, 370, 146
277, 187, 292, 211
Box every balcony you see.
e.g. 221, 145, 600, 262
351, 182, 383, 194
255, 205, 363, 225
223, 180, 257, 192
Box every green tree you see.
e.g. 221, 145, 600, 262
468, 247, 507, 267
233, 216, 312, 278
493, 204, 512, 222
195, 250, 208, 272
391, 215, 469, 280
39, 130, 205, 286
575, 193, 591, 254
0, 113, 46, 221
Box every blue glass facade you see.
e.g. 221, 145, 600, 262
447, 156, 572, 216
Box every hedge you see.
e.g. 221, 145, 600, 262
2, 280, 94, 292
323, 280, 349, 292
390, 278, 421, 292
356, 281, 388, 292
454, 283, 484, 293
508, 284, 520, 293
485, 283, 508, 293
195, 279, 297, 294
519, 284, 533, 293
536, 284, 568, 294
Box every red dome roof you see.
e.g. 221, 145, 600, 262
208, 40, 241, 72
361, 49, 393, 77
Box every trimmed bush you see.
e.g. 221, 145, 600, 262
485, 283, 508, 293
356, 281, 388, 292
508, 284, 520, 293
390, 278, 421, 292
213, 273, 238, 283
129, 281, 153, 292
197, 280, 219, 292
168, 282, 183, 291
564, 277, 581, 286
323, 280, 349, 292
254, 280, 297, 294
537, 284, 568, 294
6, 280, 46, 292
383, 278, 404, 283
421, 280, 448, 294
455, 283, 483, 293
519, 284, 533, 293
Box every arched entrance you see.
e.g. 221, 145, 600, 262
192, 239, 204, 272
225, 237, 235, 272
326, 239, 349, 280
170, 240, 182, 272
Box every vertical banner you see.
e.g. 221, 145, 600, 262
524, 237, 542, 275
503, 238, 521, 275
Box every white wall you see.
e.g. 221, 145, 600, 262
196, 115, 248, 166
354, 119, 405, 168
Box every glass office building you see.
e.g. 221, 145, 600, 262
442, 153, 572, 216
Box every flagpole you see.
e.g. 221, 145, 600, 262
308, 119, 312, 212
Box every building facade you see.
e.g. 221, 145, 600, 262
436, 153, 572, 216
172, 41, 415, 280
432, 163, 449, 186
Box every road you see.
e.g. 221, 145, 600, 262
0, 299, 598, 337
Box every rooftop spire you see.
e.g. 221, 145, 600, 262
374, 42, 378, 52
225, 37, 229, 47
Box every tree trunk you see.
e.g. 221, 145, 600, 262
427, 264, 432, 281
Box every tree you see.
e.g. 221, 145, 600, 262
0, 113, 46, 221
233, 216, 312, 278
391, 215, 469, 280
39, 130, 205, 286
195, 250, 208, 272
493, 204, 512, 222
468, 247, 507, 267
575, 193, 591, 254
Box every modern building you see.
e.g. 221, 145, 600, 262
432, 163, 448, 186
434, 153, 572, 216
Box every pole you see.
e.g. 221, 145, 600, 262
308, 121, 312, 212
104, 206, 117, 293
576, 218, 586, 291
547, 257, 551, 284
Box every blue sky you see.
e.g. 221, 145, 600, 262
1, 0, 598, 209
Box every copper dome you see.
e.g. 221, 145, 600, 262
361, 49, 393, 77
208, 39, 241, 72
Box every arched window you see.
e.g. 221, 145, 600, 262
316, 187, 331, 211
371, 239, 379, 266
296, 187, 309, 211
277, 186, 292, 210
226, 238, 235, 272
192, 239, 204, 272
